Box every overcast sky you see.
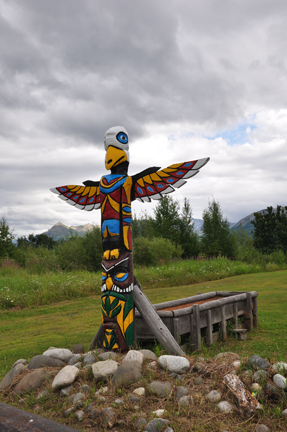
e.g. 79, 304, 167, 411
1, 0, 287, 237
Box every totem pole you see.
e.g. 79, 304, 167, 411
51, 126, 209, 353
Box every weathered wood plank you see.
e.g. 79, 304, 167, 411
244, 292, 253, 331
133, 285, 185, 355
206, 309, 213, 346
233, 302, 238, 329
193, 304, 201, 351
199, 293, 247, 312
89, 324, 104, 350
221, 305, 227, 341
173, 318, 180, 344
154, 292, 217, 311
0, 402, 80, 432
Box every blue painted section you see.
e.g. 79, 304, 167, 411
123, 206, 131, 213
123, 218, 132, 224
102, 219, 120, 236
100, 175, 127, 193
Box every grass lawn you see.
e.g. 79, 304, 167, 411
1, 270, 287, 381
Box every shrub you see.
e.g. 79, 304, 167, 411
133, 237, 183, 266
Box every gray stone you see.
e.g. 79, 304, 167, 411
83, 353, 96, 365
265, 382, 281, 394
271, 361, 287, 374
206, 390, 221, 403
73, 392, 85, 404
253, 370, 268, 384
98, 351, 118, 361
87, 403, 93, 412
75, 401, 84, 409
28, 355, 65, 370
90, 408, 98, 419
0, 363, 26, 390
133, 387, 145, 396
37, 389, 49, 399
193, 362, 205, 372
12, 359, 27, 369
100, 407, 115, 428
139, 349, 158, 360
164, 429, 174, 432
144, 418, 169, 432
194, 377, 203, 385
255, 426, 270, 432
178, 395, 193, 407
99, 396, 106, 402
52, 365, 79, 390
149, 381, 172, 397
60, 385, 73, 397
158, 355, 190, 374
68, 354, 82, 365
114, 398, 124, 404
129, 394, 141, 403
176, 386, 188, 400
42, 348, 73, 363
111, 360, 141, 386
75, 410, 85, 421
72, 344, 84, 354
81, 384, 90, 394
92, 359, 119, 381
273, 373, 287, 389
74, 362, 82, 369
135, 417, 147, 429
14, 369, 47, 395
247, 355, 270, 371
281, 408, 287, 418
63, 408, 72, 418
217, 401, 233, 413
123, 350, 144, 366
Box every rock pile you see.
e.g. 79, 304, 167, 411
0, 348, 286, 431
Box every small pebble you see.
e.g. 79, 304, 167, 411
75, 410, 85, 421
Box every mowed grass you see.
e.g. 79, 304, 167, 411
1, 270, 287, 380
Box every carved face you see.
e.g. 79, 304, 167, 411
104, 126, 130, 170
101, 253, 133, 294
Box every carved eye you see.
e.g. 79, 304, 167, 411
102, 272, 107, 281
116, 132, 128, 144
115, 272, 128, 282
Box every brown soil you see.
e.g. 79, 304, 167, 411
158, 296, 221, 311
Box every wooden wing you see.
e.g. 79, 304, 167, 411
50, 183, 101, 211
132, 158, 210, 202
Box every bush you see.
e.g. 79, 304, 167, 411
56, 227, 102, 272
133, 237, 183, 266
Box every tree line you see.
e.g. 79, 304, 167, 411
1, 199, 286, 272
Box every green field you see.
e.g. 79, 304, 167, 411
1, 270, 287, 380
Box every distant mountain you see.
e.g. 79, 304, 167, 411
232, 208, 282, 235
43, 222, 95, 241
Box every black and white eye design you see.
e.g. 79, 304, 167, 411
116, 132, 128, 144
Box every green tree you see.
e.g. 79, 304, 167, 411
154, 196, 182, 245
251, 205, 287, 254
0, 217, 15, 259
133, 211, 156, 239
200, 199, 236, 258
179, 198, 200, 258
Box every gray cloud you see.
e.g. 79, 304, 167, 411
1, 0, 287, 236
